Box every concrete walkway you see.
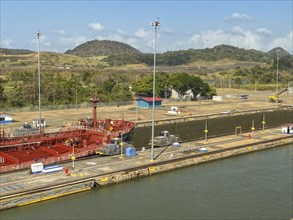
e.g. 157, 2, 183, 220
0, 127, 291, 197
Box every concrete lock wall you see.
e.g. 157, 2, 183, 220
131, 109, 293, 148
0, 180, 95, 210
95, 138, 292, 186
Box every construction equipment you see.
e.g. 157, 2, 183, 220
96, 138, 134, 156
269, 89, 287, 103
149, 131, 181, 147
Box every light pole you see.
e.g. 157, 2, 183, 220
276, 49, 280, 93
204, 121, 208, 142
150, 19, 160, 162
35, 31, 42, 135
120, 133, 124, 158
72, 144, 75, 171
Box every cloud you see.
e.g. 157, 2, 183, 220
256, 28, 272, 35
190, 34, 200, 43
116, 29, 125, 34
51, 29, 66, 35
160, 28, 292, 53
161, 28, 175, 34
224, 13, 252, 21
88, 22, 105, 31
134, 28, 149, 39
59, 36, 88, 46
268, 30, 293, 53
232, 26, 245, 34
30, 34, 48, 44
187, 27, 262, 50
1, 38, 13, 48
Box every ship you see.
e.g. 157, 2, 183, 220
0, 97, 135, 173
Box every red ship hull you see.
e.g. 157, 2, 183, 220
0, 119, 135, 173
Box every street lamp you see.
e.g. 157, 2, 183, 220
35, 31, 42, 135
150, 19, 160, 162
276, 49, 280, 93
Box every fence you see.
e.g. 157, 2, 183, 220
1, 101, 134, 113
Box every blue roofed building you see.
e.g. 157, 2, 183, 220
0, 112, 13, 124
137, 97, 164, 108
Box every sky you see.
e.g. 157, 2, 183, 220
1, 0, 292, 54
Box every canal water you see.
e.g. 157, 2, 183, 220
1, 144, 292, 220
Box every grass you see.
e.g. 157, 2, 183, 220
1, 52, 108, 69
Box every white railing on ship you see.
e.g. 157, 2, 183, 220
10, 130, 40, 137
0, 151, 90, 173
45, 125, 86, 134
4, 124, 134, 139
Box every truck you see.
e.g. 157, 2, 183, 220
96, 138, 134, 156
149, 131, 181, 147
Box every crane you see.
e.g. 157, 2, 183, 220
268, 88, 287, 103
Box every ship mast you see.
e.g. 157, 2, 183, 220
91, 96, 99, 128
35, 31, 42, 135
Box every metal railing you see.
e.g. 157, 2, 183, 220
0, 151, 90, 173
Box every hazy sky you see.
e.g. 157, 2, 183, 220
1, 0, 292, 53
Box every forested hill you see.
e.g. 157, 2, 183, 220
1, 42, 292, 69
0, 48, 34, 55
103, 45, 291, 66
65, 40, 141, 57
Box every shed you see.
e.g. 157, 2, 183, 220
125, 147, 136, 157
137, 97, 164, 108
0, 112, 13, 124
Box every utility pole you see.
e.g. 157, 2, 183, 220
251, 119, 255, 137
262, 114, 266, 132
150, 19, 160, 162
276, 49, 280, 93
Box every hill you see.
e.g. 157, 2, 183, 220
0, 48, 34, 55
267, 47, 290, 57
104, 44, 272, 66
1, 42, 292, 73
0, 52, 107, 70
65, 40, 141, 57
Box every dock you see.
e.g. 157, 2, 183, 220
0, 127, 292, 210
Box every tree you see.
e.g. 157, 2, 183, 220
132, 72, 170, 97
0, 83, 5, 106
234, 77, 242, 88
189, 76, 205, 97
111, 84, 132, 101
102, 78, 116, 93
168, 72, 190, 99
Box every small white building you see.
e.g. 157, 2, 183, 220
212, 96, 223, 101
281, 124, 293, 134
0, 112, 13, 124
171, 89, 194, 100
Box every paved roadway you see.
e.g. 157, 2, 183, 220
0, 127, 291, 197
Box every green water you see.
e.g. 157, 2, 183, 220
1, 144, 292, 220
